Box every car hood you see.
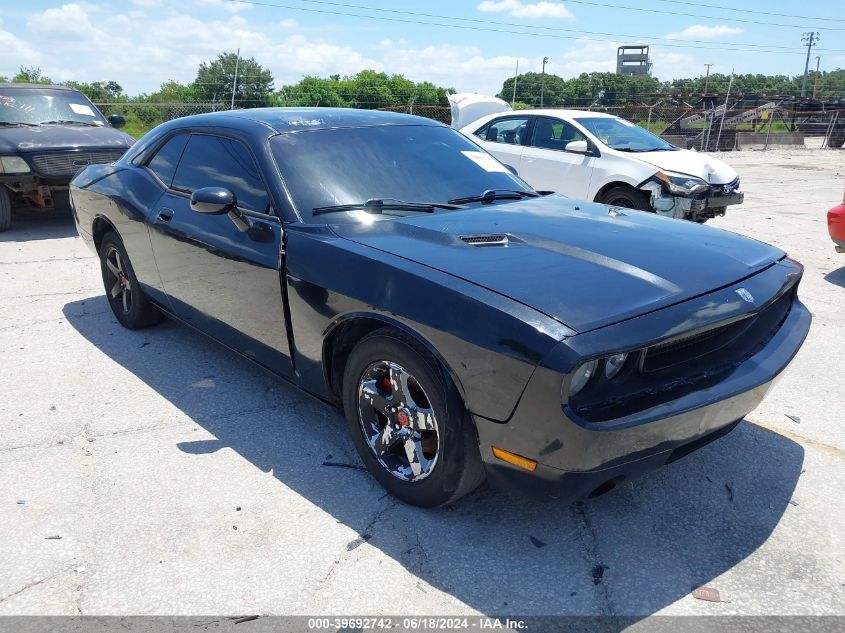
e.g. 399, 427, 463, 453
333, 195, 783, 333
0, 125, 134, 154
625, 148, 737, 185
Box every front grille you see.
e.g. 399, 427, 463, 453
30, 150, 126, 177
710, 176, 740, 197
570, 287, 795, 423
641, 314, 755, 373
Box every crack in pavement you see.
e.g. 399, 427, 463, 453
320, 498, 398, 586
0, 565, 76, 605
572, 502, 618, 623
746, 418, 845, 459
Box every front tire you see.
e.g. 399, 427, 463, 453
342, 328, 485, 507
0, 187, 11, 233
598, 185, 651, 212
99, 232, 162, 329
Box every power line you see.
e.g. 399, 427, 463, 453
281, 0, 845, 50
563, 0, 845, 31
650, 0, 845, 22
228, 0, 845, 53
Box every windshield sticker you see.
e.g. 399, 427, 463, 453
461, 151, 511, 174
69, 103, 96, 116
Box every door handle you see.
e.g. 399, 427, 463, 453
158, 208, 174, 223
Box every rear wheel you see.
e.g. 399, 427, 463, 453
342, 328, 485, 507
0, 187, 11, 233
99, 232, 162, 329
598, 185, 651, 212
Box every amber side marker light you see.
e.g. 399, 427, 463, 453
492, 446, 538, 472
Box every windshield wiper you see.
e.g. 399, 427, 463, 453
447, 189, 538, 205
39, 120, 102, 127
0, 121, 39, 127
312, 198, 460, 217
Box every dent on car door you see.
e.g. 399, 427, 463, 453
519, 117, 595, 198
147, 133, 293, 377
471, 116, 530, 175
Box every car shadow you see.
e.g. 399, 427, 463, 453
62, 297, 804, 619
823, 266, 845, 290
1, 207, 77, 242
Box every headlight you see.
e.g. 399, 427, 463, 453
604, 353, 628, 379
568, 359, 597, 397
0, 156, 31, 174
654, 171, 708, 196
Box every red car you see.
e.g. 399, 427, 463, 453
830, 195, 845, 253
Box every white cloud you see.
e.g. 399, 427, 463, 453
477, 1, 574, 19
665, 25, 744, 40
194, 0, 250, 13
130, 0, 163, 7
0, 25, 41, 77
278, 18, 298, 30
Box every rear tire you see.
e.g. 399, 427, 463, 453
598, 185, 651, 212
99, 232, 162, 329
342, 328, 485, 507
0, 187, 11, 233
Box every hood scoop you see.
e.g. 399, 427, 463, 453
460, 234, 509, 247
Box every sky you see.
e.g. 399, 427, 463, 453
1, 0, 844, 97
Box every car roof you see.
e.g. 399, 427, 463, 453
1, 83, 79, 91
508, 109, 618, 119
172, 107, 444, 134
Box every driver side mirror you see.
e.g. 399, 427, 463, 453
565, 140, 590, 155
190, 187, 236, 214
107, 114, 125, 129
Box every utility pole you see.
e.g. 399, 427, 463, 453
512, 59, 519, 106
812, 55, 821, 99
230, 47, 240, 110
540, 56, 549, 107
800, 32, 819, 97
703, 63, 714, 93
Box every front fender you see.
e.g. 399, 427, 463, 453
284, 225, 570, 421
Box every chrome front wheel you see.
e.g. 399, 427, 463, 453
358, 360, 440, 482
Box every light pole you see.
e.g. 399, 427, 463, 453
812, 55, 821, 99
540, 56, 549, 107
703, 63, 714, 93
800, 32, 819, 97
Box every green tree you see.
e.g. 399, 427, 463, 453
12, 66, 52, 84
191, 52, 274, 107
64, 80, 125, 102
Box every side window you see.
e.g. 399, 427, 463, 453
474, 117, 530, 146
529, 117, 585, 151
171, 134, 271, 213
145, 134, 189, 187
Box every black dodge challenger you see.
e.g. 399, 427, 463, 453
69, 108, 811, 507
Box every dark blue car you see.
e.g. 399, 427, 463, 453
69, 108, 811, 507
0, 83, 132, 232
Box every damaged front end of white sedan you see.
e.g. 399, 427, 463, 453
450, 93, 744, 223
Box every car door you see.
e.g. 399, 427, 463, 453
519, 116, 595, 199
469, 115, 530, 174
147, 132, 293, 377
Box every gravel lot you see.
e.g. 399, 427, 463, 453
1, 148, 843, 623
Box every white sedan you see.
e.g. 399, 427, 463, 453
451, 95, 743, 223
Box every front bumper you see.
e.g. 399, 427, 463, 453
694, 190, 744, 211
473, 261, 811, 501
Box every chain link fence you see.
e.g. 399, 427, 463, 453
98, 99, 845, 151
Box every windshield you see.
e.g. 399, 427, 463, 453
575, 116, 677, 152
270, 124, 532, 223
0, 87, 108, 126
